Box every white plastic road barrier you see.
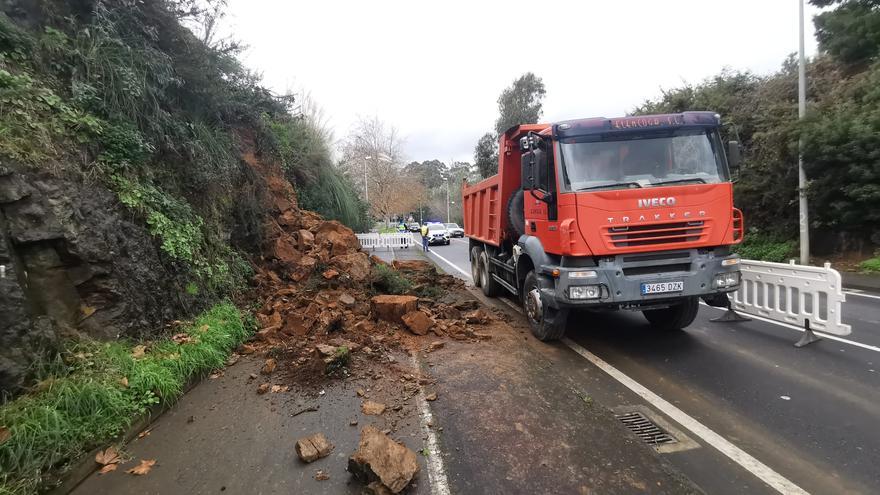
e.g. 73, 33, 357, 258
355, 233, 415, 250
731, 260, 851, 336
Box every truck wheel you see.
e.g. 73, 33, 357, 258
506, 189, 525, 238
522, 270, 569, 341
642, 297, 700, 331
479, 251, 501, 297
470, 247, 483, 288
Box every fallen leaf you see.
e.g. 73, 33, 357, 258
425, 392, 438, 401
261, 358, 277, 375
171, 333, 193, 345
315, 469, 330, 481
118, 377, 129, 388
95, 447, 120, 466
239, 344, 256, 355
209, 370, 224, 379
126, 459, 156, 476
198, 324, 210, 333
80, 305, 97, 318
0, 426, 11, 445
137, 428, 152, 439
271, 385, 283, 393
226, 354, 240, 366
130, 345, 147, 359
98, 463, 118, 474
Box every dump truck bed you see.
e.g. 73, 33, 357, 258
462, 174, 504, 247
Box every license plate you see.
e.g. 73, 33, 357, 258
641, 281, 684, 295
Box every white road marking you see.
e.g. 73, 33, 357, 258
409, 353, 452, 495
425, 249, 472, 279
561, 338, 809, 495
844, 290, 880, 301
701, 304, 880, 353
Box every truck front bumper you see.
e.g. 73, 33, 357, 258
541, 249, 741, 310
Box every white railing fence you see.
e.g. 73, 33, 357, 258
729, 260, 851, 338
355, 233, 416, 251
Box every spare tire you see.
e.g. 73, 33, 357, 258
506, 189, 526, 238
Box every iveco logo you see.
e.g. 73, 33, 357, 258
638, 197, 676, 208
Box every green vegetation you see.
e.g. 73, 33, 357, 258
859, 257, 880, 273
633, 0, 880, 257
0, 303, 250, 495
733, 232, 797, 263
371, 264, 413, 295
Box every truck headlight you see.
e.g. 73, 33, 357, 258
569, 285, 601, 300
713, 271, 740, 288
568, 270, 598, 279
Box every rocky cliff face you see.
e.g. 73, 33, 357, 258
0, 160, 186, 394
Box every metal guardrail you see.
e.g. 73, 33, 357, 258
355, 233, 416, 250
730, 260, 851, 339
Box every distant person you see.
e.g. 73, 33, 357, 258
398, 222, 406, 232
420, 224, 429, 252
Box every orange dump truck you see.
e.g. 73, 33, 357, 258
462, 112, 744, 340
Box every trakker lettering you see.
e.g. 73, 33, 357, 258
637, 197, 676, 208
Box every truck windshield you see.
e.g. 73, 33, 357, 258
558, 129, 728, 192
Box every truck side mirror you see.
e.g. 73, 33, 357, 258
533, 148, 549, 189
727, 141, 742, 171
521, 153, 536, 190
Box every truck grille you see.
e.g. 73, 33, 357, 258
603, 221, 707, 249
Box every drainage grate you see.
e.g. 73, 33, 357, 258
615, 411, 677, 446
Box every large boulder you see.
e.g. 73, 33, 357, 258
370, 295, 418, 324
348, 426, 419, 494
315, 220, 360, 258
332, 252, 370, 282
401, 310, 433, 336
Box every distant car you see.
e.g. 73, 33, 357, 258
408, 223, 421, 232
444, 223, 464, 237
425, 223, 450, 245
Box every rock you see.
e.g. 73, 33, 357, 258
291, 256, 317, 281
425, 392, 438, 401
315, 220, 360, 257
314, 470, 330, 481
321, 268, 339, 280
261, 358, 277, 375
332, 252, 371, 282
348, 425, 420, 493
361, 400, 386, 415
295, 433, 334, 463
257, 383, 270, 395
281, 315, 310, 337
315, 344, 337, 357
338, 293, 356, 308
298, 229, 315, 251
271, 236, 302, 265
426, 341, 444, 352
370, 295, 419, 325
464, 308, 491, 324
391, 260, 432, 272
354, 319, 375, 333
401, 310, 433, 336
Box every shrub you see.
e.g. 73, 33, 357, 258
733, 231, 797, 262
371, 264, 412, 295
860, 257, 880, 273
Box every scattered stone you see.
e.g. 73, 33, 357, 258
238, 344, 257, 355
321, 268, 339, 280
426, 341, 444, 353
361, 400, 386, 415
464, 308, 490, 324
401, 310, 433, 336
338, 293, 356, 308
257, 383, 270, 395
356, 388, 366, 397
315, 344, 337, 357
261, 358, 277, 375
425, 392, 437, 401
371, 295, 419, 324
350, 419, 359, 426
348, 426, 420, 494
315, 469, 330, 481
295, 433, 334, 463
332, 252, 371, 281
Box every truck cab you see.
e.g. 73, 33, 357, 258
462, 112, 744, 340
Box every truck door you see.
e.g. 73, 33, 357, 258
522, 137, 560, 251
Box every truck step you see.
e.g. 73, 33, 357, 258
492, 273, 518, 296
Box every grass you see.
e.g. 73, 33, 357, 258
859, 257, 880, 274
733, 232, 797, 263
0, 302, 251, 495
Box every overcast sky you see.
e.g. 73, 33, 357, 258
223, 0, 821, 164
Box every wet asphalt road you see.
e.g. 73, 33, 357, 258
421, 235, 880, 495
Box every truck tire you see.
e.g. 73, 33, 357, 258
479, 250, 501, 297
522, 270, 569, 341
506, 189, 526, 238
470, 247, 483, 288
642, 297, 700, 331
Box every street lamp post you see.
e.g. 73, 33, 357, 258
798, 0, 810, 265
445, 177, 450, 223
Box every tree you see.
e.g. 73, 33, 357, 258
494, 72, 547, 135
474, 132, 498, 178
811, 0, 880, 68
